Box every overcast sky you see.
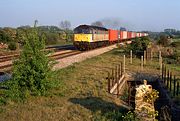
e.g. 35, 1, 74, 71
0, 0, 180, 32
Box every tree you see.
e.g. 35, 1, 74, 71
0, 29, 12, 43
60, 20, 72, 42
60, 20, 71, 30
34, 20, 38, 27
3, 27, 17, 41
4, 27, 54, 100
157, 35, 171, 46
125, 37, 151, 56
91, 21, 104, 27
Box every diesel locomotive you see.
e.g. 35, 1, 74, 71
73, 25, 148, 50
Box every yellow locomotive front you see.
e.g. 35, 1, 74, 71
74, 34, 92, 42
73, 25, 93, 50
73, 25, 109, 50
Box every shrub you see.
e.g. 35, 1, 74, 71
8, 42, 17, 50
171, 41, 180, 48
157, 35, 171, 46
3, 28, 54, 101
124, 37, 151, 56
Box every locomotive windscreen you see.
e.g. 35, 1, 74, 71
74, 28, 90, 34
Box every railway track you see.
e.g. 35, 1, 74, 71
0, 42, 123, 72
0, 49, 82, 72
0, 54, 19, 63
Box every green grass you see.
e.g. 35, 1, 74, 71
0, 48, 179, 121
46, 40, 73, 47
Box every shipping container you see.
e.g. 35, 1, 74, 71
139, 33, 142, 37
108, 29, 118, 41
142, 33, 145, 37
136, 33, 140, 37
127, 32, 132, 39
132, 32, 136, 38
144, 33, 148, 36
120, 31, 128, 40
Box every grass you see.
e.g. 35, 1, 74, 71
46, 40, 73, 47
0, 48, 179, 121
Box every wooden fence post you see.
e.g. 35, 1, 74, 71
170, 72, 172, 92
151, 50, 153, 61
123, 55, 126, 73
112, 69, 114, 87
108, 72, 110, 93
141, 56, 143, 71
160, 57, 163, 75
130, 50, 132, 64
177, 82, 179, 96
128, 82, 131, 106
118, 64, 120, 80
164, 66, 167, 85
117, 81, 119, 97
120, 62, 123, 77
115, 66, 118, 96
159, 51, 161, 63
144, 50, 146, 65
162, 64, 164, 80
115, 66, 118, 84
173, 75, 176, 97
167, 70, 170, 88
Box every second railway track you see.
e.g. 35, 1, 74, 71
0, 49, 82, 72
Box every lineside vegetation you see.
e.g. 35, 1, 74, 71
0, 27, 56, 103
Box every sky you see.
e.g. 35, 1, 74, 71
0, 0, 180, 32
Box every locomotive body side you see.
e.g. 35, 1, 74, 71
92, 30, 109, 42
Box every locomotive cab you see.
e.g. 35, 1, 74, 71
73, 25, 108, 50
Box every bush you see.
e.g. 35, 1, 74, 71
171, 41, 180, 48
124, 37, 151, 56
45, 32, 59, 45
3, 28, 55, 101
8, 42, 17, 50
157, 35, 171, 46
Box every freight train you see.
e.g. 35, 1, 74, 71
73, 25, 148, 50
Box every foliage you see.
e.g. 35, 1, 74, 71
0, 29, 13, 43
38, 26, 61, 33
8, 42, 17, 50
124, 37, 151, 55
93, 110, 140, 121
0, 24, 73, 46
169, 49, 180, 64
142, 89, 159, 118
122, 111, 139, 121
2, 28, 55, 102
44, 32, 60, 45
163, 41, 180, 64
143, 89, 159, 104
157, 35, 171, 46
171, 41, 180, 48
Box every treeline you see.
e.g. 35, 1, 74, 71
148, 29, 180, 41
147, 29, 180, 65
0, 25, 73, 50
